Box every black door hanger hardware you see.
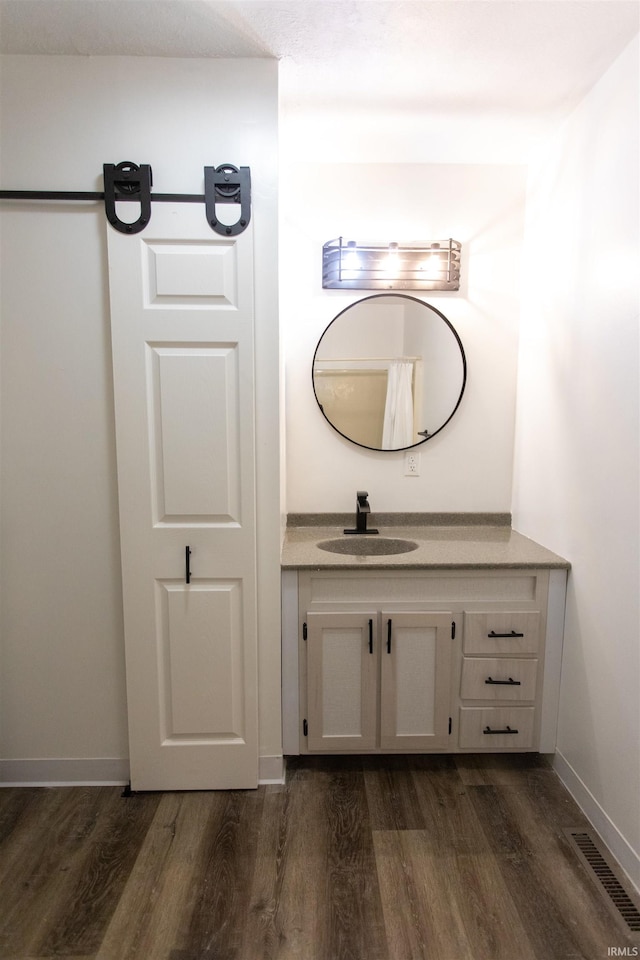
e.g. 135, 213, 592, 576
0, 161, 251, 237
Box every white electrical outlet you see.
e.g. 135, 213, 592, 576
404, 452, 420, 476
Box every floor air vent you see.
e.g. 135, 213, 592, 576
564, 829, 640, 933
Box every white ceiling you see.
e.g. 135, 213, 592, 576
1, 0, 638, 160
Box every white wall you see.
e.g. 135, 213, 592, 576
281, 162, 527, 513
0, 55, 281, 779
512, 37, 640, 886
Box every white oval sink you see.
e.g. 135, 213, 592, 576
317, 537, 419, 556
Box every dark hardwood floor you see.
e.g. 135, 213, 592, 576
0, 754, 637, 960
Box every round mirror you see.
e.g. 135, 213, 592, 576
312, 294, 466, 451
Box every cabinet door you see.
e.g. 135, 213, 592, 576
380, 612, 453, 750
305, 612, 377, 752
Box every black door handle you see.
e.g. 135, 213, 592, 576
387, 618, 392, 654
185, 545, 191, 584
485, 677, 521, 685
368, 619, 373, 654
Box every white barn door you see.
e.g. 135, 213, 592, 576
106, 205, 258, 790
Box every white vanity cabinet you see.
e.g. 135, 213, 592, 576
305, 610, 453, 752
282, 566, 567, 756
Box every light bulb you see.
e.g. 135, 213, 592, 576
421, 243, 445, 279
381, 242, 399, 276
340, 240, 361, 279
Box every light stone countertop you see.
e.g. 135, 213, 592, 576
281, 514, 570, 570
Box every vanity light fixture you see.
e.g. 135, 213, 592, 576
322, 237, 461, 291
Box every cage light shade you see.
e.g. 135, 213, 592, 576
322, 238, 461, 291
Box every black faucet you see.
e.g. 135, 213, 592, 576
344, 491, 379, 535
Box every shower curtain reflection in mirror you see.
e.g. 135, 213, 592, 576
382, 360, 415, 448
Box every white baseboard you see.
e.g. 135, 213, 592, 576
0, 757, 130, 786
259, 754, 285, 784
1, 755, 286, 788
553, 750, 640, 893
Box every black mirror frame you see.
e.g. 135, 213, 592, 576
312, 293, 467, 452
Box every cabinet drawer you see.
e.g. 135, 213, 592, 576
459, 707, 536, 749
460, 657, 537, 700
463, 611, 540, 655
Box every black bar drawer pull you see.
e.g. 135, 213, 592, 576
485, 676, 521, 686
483, 725, 519, 735
185, 545, 192, 584
368, 619, 373, 654
387, 618, 392, 654
488, 630, 525, 638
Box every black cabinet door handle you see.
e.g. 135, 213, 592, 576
483, 725, 519, 735
488, 630, 525, 638
185, 545, 192, 584
368, 619, 373, 654
485, 676, 521, 685
387, 618, 392, 654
